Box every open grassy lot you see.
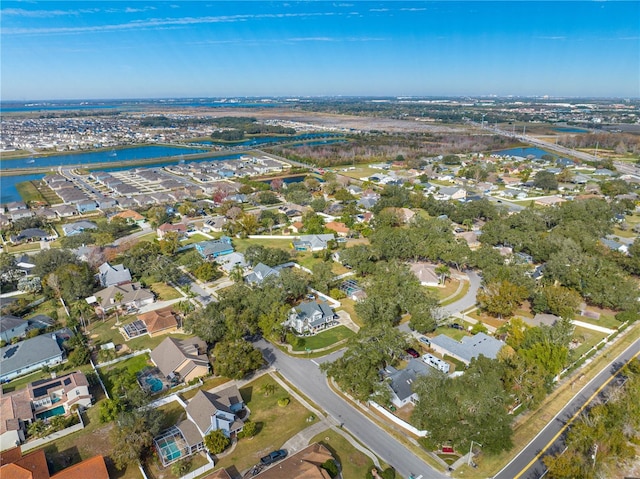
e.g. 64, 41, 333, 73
150, 282, 183, 300
310, 428, 380, 479
16, 180, 47, 205
432, 325, 469, 342
575, 308, 623, 330
212, 374, 316, 474
232, 237, 295, 253
291, 325, 355, 351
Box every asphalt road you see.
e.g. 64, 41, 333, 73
494, 337, 640, 479
257, 339, 448, 479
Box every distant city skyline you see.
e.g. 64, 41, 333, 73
1, 1, 639, 101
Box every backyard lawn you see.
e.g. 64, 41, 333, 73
150, 282, 183, 301
99, 353, 151, 397
291, 325, 355, 351
42, 404, 143, 479
212, 374, 316, 474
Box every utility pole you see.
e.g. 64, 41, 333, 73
468, 441, 483, 466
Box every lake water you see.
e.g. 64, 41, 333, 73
1, 173, 46, 204
494, 147, 554, 159
1, 153, 241, 203
198, 132, 342, 147
553, 127, 588, 133
1, 145, 209, 170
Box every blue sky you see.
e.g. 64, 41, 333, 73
1, 1, 638, 100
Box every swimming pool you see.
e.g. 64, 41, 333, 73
36, 405, 66, 420
145, 377, 164, 393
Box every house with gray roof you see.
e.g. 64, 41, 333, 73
62, 220, 97, 236
194, 237, 234, 259
87, 282, 154, 313
284, 300, 337, 335
383, 358, 435, 408
0, 316, 29, 343
185, 385, 245, 439
96, 262, 132, 287
0, 334, 65, 382
293, 234, 335, 252
244, 262, 280, 285
215, 252, 247, 273
10, 228, 52, 244
153, 384, 246, 467
428, 332, 505, 366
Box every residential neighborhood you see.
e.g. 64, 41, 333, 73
1, 95, 639, 479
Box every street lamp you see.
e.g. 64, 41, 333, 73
468, 441, 483, 466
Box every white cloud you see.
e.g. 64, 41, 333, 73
2, 11, 340, 36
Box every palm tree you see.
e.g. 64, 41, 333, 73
462, 218, 473, 232
113, 291, 124, 325
435, 264, 451, 285
72, 300, 94, 330
229, 264, 245, 284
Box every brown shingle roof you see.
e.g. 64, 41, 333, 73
137, 307, 178, 334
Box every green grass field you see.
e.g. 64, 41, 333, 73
149, 282, 182, 300
291, 325, 355, 351
16, 180, 47, 204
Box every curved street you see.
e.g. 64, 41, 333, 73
257, 338, 448, 479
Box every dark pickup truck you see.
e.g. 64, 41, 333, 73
260, 449, 287, 466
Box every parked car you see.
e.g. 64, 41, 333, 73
260, 449, 287, 466
418, 336, 431, 345
405, 348, 420, 358
449, 323, 464, 330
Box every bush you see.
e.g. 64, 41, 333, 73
321, 459, 339, 478
329, 288, 347, 300
237, 419, 257, 439
616, 310, 639, 323
277, 397, 290, 407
